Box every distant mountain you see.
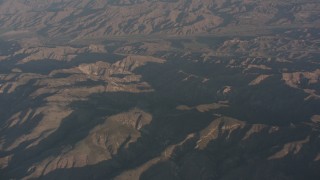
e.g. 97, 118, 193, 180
0, 0, 319, 42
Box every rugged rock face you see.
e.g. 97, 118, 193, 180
0, 0, 320, 180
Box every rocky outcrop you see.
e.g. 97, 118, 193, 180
249, 74, 272, 85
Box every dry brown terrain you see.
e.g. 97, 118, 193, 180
0, 0, 320, 179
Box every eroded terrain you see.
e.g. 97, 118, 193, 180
0, 0, 320, 179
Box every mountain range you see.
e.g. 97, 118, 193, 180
0, 0, 320, 179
